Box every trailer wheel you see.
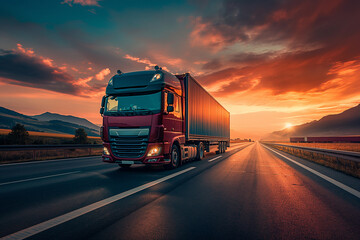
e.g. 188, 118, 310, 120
216, 142, 221, 154
165, 145, 180, 169
119, 164, 131, 168
196, 142, 205, 160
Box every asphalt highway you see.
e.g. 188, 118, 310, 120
0, 142, 359, 240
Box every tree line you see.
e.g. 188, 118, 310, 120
2, 124, 90, 145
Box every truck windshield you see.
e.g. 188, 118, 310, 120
104, 92, 161, 116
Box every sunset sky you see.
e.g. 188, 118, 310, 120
1, 0, 360, 140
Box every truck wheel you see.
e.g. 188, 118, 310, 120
196, 142, 205, 160
221, 142, 225, 153
218, 142, 223, 154
216, 142, 221, 154
165, 145, 180, 169
119, 164, 131, 168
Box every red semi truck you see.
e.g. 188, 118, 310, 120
100, 66, 230, 169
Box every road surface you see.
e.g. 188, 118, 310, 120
0, 142, 359, 240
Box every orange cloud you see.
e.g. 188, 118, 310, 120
95, 68, 110, 80
16, 43, 35, 57
124, 54, 155, 68
74, 76, 93, 87
124, 54, 170, 71
189, 17, 227, 51
42, 58, 54, 67
1, 44, 111, 97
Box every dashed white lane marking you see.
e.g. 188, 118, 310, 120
208, 156, 223, 162
0, 171, 81, 186
262, 144, 360, 199
0, 167, 196, 240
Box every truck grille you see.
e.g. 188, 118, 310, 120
109, 128, 149, 159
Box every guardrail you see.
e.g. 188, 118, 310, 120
0, 144, 103, 162
266, 143, 360, 162
262, 142, 360, 178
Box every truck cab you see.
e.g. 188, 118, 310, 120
100, 68, 186, 168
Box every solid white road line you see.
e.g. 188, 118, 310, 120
208, 156, 222, 162
0, 171, 81, 186
262, 144, 360, 199
0, 167, 196, 240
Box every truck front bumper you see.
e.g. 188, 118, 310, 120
102, 142, 171, 165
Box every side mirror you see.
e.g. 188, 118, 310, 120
101, 96, 106, 108
167, 93, 174, 105
167, 106, 174, 112
100, 108, 104, 115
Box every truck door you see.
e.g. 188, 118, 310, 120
163, 91, 184, 143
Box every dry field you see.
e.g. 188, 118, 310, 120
0, 129, 101, 145
0, 129, 102, 163
277, 142, 360, 153
0, 129, 100, 139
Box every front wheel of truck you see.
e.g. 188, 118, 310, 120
165, 145, 180, 169
119, 164, 132, 168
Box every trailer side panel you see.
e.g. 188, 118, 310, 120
184, 74, 230, 141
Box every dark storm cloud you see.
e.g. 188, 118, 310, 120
197, 48, 338, 96
229, 52, 274, 64
196, 0, 360, 95
197, 0, 360, 47
0, 49, 78, 94
202, 59, 223, 70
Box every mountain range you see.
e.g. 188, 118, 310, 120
265, 104, 360, 140
0, 107, 100, 137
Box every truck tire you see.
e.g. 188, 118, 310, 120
165, 145, 180, 169
216, 142, 221, 154
119, 164, 131, 168
196, 142, 205, 160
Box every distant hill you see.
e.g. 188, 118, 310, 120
32, 112, 99, 131
0, 107, 99, 137
264, 104, 360, 140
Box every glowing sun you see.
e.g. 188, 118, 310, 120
284, 122, 293, 129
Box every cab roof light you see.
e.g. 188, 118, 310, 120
151, 73, 162, 82
154, 65, 162, 71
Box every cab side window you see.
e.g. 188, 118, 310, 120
164, 92, 182, 119
174, 95, 182, 119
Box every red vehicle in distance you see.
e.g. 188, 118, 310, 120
100, 66, 230, 169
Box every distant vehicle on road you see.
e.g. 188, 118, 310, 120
100, 66, 230, 169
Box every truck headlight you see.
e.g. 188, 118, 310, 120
103, 146, 110, 155
147, 146, 162, 156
